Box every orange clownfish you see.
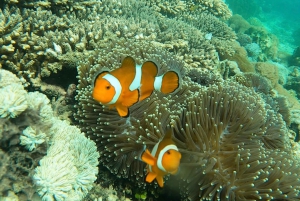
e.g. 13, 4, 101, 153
92, 56, 180, 117
140, 129, 181, 187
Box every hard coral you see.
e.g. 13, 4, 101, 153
0, 69, 28, 118
33, 119, 100, 201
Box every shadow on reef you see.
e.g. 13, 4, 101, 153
42, 65, 78, 92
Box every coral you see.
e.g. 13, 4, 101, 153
0, 149, 9, 181
34, 147, 78, 201
219, 42, 255, 73
228, 14, 279, 61
0, 69, 28, 118
234, 72, 273, 95
0, 6, 23, 60
192, 0, 232, 19
245, 42, 261, 61
187, 68, 222, 86
33, 119, 100, 201
0, 0, 234, 93
85, 184, 130, 201
228, 14, 251, 34
289, 46, 300, 66
255, 62, 279, 87
219, 60, 241, 79
245, 26, 279, 60
226, 0, 261, 19
236, 33, 252, 46
148, 0, 231, 19
183, 12, 236, 57
20, 126, 47, 151
0, 69, 99, 200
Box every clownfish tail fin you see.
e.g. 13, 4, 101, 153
155, 71, 180, 94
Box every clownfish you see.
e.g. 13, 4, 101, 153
92, 56, 180, 117
140, 129, 181, 187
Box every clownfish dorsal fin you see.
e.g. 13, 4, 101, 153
120, 56, 136, 69
122, 89, 139, 107
142, 61, 158, 77
139, 61, 158, 101
164, 128, 173, 140
141, 149, 156, 166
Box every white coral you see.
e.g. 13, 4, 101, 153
34, 148, 78, 201
0, 84, 28, 118
33, 119, 100, 201
20, 126, 46, 151
26, 91, 54, 121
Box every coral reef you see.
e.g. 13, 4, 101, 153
1, 0, 300, 201
255, 62, 279, 87
219, 42, 255, 73
0, 0, 235, 94
228, 14, 279, 61
75, 38, 300, 200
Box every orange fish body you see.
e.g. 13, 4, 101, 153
141, 129, 181, 187
92, 56, 180, 117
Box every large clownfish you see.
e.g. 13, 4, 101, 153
92, 56, 180, 117
140, 129, 181, 187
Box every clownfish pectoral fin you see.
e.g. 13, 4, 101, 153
155, 175, 164, 187
160, 71, 180, 94
122, 89, 139, 107
145, 172, 157, 184
170, 167, 179, 175
115, 104, 129, 117
120, 56, 136, 69
141, 149, 156, 166
139, 61, 158, 101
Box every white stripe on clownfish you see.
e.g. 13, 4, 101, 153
148, 139, 161, 173
157, 144, 179, 172
102, 74, 122, 105
154, 74, 163, 92
129, 64, 142, 91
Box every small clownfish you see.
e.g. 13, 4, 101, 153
140, 129, 181, 187
92, 56, 180, 117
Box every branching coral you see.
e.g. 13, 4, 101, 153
1, 0, 233, 91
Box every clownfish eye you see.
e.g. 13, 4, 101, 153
105, 85, 111, 90
167, 150, 171, 154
